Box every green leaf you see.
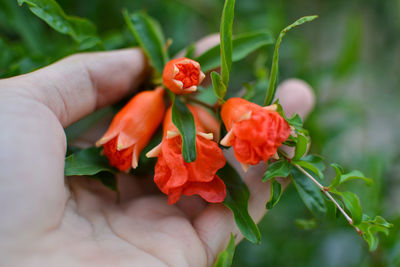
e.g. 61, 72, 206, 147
286, 114, 303, 129
211, 71, 227, 102
295, 218, 317, 230
64, 147, 118, 193
263, 160, 290, 182
213, 233, 236, 267
358, 215, 393, 251
218, 163, 261, 243
171, 96, 197, 162
219, 0, 235, 86
264, 15, 318, 105
291, 166, 326, 215
266, 178, 283, 209
18, 0, 101, 50
293, 134, 308, 160
293, 160, 324, 179
64, 147, 114, 176
196, 31, 274, 73
329, 164, 372, 188
123, 10, 168, 75
337, 191, 363, 225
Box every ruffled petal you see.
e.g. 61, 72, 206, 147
182, 175, 226, 203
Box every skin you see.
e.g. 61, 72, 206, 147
0, 35, 315, 267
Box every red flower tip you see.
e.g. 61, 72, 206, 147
150, 107, 226, 204
221, 98, 290, 168
97, 87, 165, 171
162, 57, 205, 95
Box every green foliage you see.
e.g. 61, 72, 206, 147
196, 31, 274, 73
263, 160, 290, 182
291, 166, 327, 215
294, 218, 317, 230
64, 147, 118, 193
329, 163, 372, 188
266, 178, 283, 209
218, 163, 261, 244
293, 133, 309, 160
213, 234, 236, 267
219, 0, 235, 87
211, 71, 227, 102
171, 96, 197, 162
358, 215, 393, 251
123, 10, 169, 75
264, 15, 318, 106
18, 0, 101, 50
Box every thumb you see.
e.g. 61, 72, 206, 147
0, 48, 148, 127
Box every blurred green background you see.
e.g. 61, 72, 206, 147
1, 0, 399, 266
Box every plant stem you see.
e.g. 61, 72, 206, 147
294, 164, 362, 235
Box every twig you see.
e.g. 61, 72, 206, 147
294, 164, 362, 235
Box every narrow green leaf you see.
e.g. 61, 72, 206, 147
329, 164, 372, 188
293, 160, 324, 179
123, 10, 168, 75
18, 0, 101, 50
196, 31, 274, 73
291, 166, 326, 215
295, 218, 317, 230
64, 147, 113, 176
171, 96, 197, 162
293, 134, 308, 160
264, 15, 318, 105
263, 160, 290, 182
219, 0, 235, 86
211, 71, 227, 102
266, 178, 283, 209
358, 215, 393, 251
341, 191, 363, 225
329, 163, 343, 187
218, 163, 261, 243
286, 114, 303, 129
213, 234, 236, 267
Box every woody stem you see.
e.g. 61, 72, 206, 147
293, 164, 362, 235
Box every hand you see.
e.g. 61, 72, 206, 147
0, 36, 314, 266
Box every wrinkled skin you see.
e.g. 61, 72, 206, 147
0, 35, 314, 267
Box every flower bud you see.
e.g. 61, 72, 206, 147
162, 57, 205, 94
221, 98, 290, 171
96, 87, 165, 171
147, 107, 226, 204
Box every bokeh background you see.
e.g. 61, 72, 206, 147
1, 0, 399, 266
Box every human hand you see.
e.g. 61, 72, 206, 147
0, 35, 314, 266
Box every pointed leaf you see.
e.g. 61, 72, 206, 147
264, 15, 318, 105
196, 31, 274, 73
291, 166, 326, 215
64, 147, 113, 176
266, 178, 283, 209
341, 191, 363, 225
263, 160, 290, 182
18, 0, 101, 49
218, 163, 261, 243
213, 234, 236, 267
293, 133, 308, 160
219, 0, 235, 86
123, 10, 168, 75
211, 71, 227, 102
171, 96, 197, 162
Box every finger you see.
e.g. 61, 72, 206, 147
0, 48, 148, 127
193, 79, 315, 264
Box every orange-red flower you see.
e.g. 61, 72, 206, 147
147, 106, 226, 204
220, 98, 290, 170
162, 57, 205, 94
96, 87, 165, 171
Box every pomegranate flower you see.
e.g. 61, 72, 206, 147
162, 57, 205, 94
220, 98, 290, 171
147, 106, 226, 204
96, 87, 165, 172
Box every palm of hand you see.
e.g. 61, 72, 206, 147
0, 43, 314, 267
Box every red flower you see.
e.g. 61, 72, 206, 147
96, 87, 166, 171
220, 98, 290, 170
162, 57, 205, 94
147, 106, 226, 204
